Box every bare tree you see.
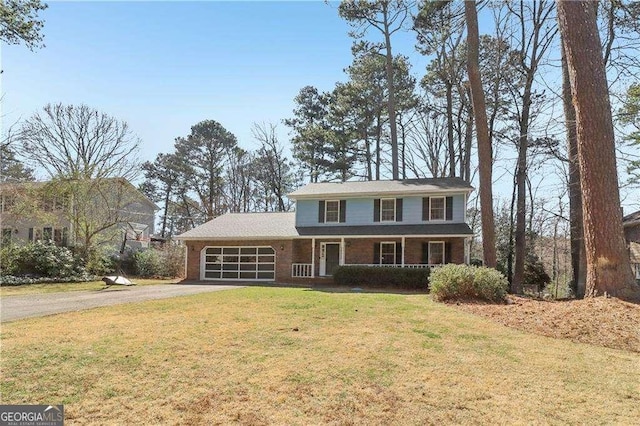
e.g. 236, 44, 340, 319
557, 0, 640, 300
18, 103, 140, 180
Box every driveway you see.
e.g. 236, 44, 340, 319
0, 284, 243, 322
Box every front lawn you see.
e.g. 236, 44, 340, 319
1, 287, 638, 424
0, 277, 180, 297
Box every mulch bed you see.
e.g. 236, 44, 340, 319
454, 296, 640, 353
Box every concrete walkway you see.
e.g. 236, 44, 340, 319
1, 284, 242, 322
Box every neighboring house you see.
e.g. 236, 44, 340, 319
623, 210, 640, 280
0, 178, 157, 250
176, 178, 474, 283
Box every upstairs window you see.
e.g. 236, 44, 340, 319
430, 197, 446, 221
374, 198, 403, 222
325, 200, 340, 223
318, 200, 346, 223
380, 198, 396, 222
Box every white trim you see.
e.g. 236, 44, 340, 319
324, 199, 340, 223
179, 234, 473, 241
290, 189, 474, 201
429, 196, 446, 221
428, 241, 446, 265
401, 236, 405, 266
380, 198, 396, 222
319, 242, 341, 276
311, 237, 316, 278
380, 241, 396, 265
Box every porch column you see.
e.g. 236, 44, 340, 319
465, 237, 471, 265
401, 236, 405, 266
340, 237, 345, 265
311, 237, 316, 278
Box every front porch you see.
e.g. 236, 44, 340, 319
291, 236, 470, 278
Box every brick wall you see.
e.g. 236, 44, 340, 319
184, 236, 467, 284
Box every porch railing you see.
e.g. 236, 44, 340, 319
343, 263, 441, 269
292, 263, 313, 278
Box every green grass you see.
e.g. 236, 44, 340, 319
1, 287, 639, 424
0, 278, 180, 296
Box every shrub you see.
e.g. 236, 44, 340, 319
429, 264, 508, 302
0, 273, 95, 286
132, 245, 185, 278
12, 241, 81, 278
0, 244, 22, 276
333, 266, 430, 290
84, 247, 116, 276
133, 249, 164, 278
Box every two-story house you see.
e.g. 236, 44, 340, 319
177, 178, 474, 283
0, 178, 157, 250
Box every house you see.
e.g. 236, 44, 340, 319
0, 178, 157, 250
623, 210, 640, 279
176, 178, 474, 283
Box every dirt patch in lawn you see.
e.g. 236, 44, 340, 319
455, 296, 640, 353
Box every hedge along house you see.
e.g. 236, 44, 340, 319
176, 178, 474, 283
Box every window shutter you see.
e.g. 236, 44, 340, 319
373, 199, 380, 222
318, 200, 325, 223
396, 199, 403, 222
373, 243, 380, 264
445, 242, 452, 264
62, 227, 69, 247
422, 242, 429, 264
395, 242, 402, 265
422, 197, 430, 221
28, 228, 34, 242
446, 197, 453, 220
339, 200, 347, 223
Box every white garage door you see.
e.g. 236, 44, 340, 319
202, 246, 275, 281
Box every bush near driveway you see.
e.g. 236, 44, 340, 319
430, 264, 508, 302
333, 266, 430, 290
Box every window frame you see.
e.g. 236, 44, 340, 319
324, 199, 340, 223
380, 241, 396, 265
380, 198, 396, 222
428, 241, 445, 265
429, 196, 446, 221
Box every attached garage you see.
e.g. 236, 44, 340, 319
201, 246, 275, 281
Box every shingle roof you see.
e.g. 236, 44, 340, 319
623, 210, 640, 226
175, 212, 473, 240
288, 178, 473, 199
175, 212, 298, 240
295, 223, 473, 237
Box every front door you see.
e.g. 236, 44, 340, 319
320, 242, 341, 276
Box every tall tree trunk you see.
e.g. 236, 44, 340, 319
382, 4, 399, 180
560, 32, 587, 298
465, 1, 497, 268
446, 81, 456, 177
364, 131, 373, 181
512, 87, 532, 294
557, 0, 640, 300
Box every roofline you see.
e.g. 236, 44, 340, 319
176, 234, 473, 241
289, 188, 474, 200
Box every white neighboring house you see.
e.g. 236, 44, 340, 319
0, 178, 157, 250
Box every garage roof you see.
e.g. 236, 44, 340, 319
176, 212, 299, 240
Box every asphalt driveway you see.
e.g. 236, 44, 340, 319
0, 284, 242, 322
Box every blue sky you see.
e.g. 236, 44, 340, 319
2, 1, 428, 167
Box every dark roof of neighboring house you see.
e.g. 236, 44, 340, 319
623, 210, 640, 227
176, 212, 473, 240
288, 178, 474, 199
